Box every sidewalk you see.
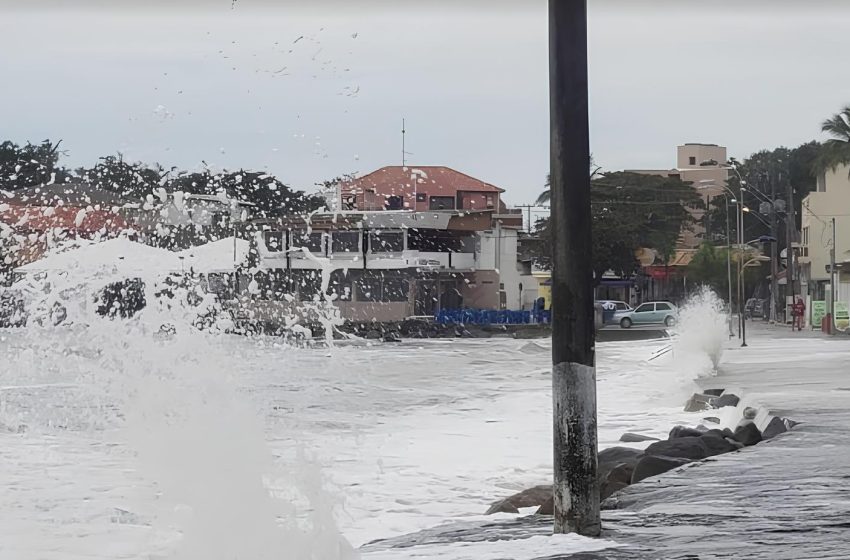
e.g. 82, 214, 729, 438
595, 321, 850, 559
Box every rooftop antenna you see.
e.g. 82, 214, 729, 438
402, 118, 406, 167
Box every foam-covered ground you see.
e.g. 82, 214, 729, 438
0, 313, 725, 560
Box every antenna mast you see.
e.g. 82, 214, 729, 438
402, 118, 406, 167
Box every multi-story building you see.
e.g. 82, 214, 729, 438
244, 207, 527, 323
798, 164, 850, 306
337, 165, 504, 213
231, 165, 527, 324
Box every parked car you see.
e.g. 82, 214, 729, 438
618, 301, 678, 328
598, 300, 632, 312
745, 298, 767, 319
597, 300, 633, 324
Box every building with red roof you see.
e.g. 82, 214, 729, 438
340, 166, 504, 212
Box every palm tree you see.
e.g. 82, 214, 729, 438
817, 105, 850, 175
536, 155, 602, 204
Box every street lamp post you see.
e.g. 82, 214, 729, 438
697, 181, 738, 337
740, 254, 771, 347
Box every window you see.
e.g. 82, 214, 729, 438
688, 156, 696, 165
292, 231, 324, 254
802, 227, 809, 245
295, 270, 322, 301
656, 303, 672, 311
332, 231, 361, 253
635, 303, 654, 313
354, 274, 409, 302
369, 231, 404, 253
327, 270, 352, 301
486, 195, 495, 208
616, 302, 629, 311
263, 231, 284, 252
429, 196, 455, 210
355, 276, 382, 302
383, 278, 409, 302
385, 195, 404, 210
416, 192, 427, 202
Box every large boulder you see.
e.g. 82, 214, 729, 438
536, 497, 554, 515
703, 428, 735, 439
669, 426, 704, 439
762, 416, 789, 439
598, 446, 644, 466
485, 485, 551, 514
600, 462, 634, 500
732, 422, 763, 446
619, 432, 660, 443
699, 432, 740, 456
712, 394, 741, 408
497, 448, 646, 516
684, 393, 715, 412
645, 437, 709, 461
632, 455, 692, 484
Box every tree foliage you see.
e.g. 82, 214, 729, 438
0, 139, 69, 192
533, 172, 702, 282
687, 242, 765, 302
817, 105, 850, 174
705, 141, 821, 242
0, 140, 324, 218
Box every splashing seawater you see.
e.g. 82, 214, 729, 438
4, 254, 358, 560
673, 286, 730, 375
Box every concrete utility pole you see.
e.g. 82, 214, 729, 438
769, 173, 779, 323
831, 218, 836, 334
786, 177, 796, 320
726, 197, 734, 337
549, 0, 600, 536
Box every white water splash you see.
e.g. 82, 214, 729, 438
4, 247, 357, 560
673, 286, 729, 376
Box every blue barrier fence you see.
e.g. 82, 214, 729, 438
435, 308, 551, 325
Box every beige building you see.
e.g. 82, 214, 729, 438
799, 164, 850, 307
628, 143, 730, 247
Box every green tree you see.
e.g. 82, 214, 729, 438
0, 139, 69, 191
535, 155, 602, 205
706, 141, 821, 242
817, 105, 850, 174
532, 171, 702, 282
687, 242, 766, 302
170, 169, 324, 217
79, 154, 164, 201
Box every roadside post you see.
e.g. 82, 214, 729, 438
549, 0, 601, 536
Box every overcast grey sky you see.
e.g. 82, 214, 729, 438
2, 1, 849, 205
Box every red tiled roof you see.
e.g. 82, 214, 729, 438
342, 166, 505, 195
0, 206, 130, 234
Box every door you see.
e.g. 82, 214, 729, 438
415, 281, 438, 316
632, 303, 655, 324
655, 302, 673, 323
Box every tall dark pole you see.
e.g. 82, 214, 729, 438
549, 0, 600, 536
786, 177, 796, 322
770, 173, 779, 323
726, 197, 733, 337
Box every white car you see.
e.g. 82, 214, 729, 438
618, 301, 678, 328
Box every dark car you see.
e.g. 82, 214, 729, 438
745, 298, 767, 319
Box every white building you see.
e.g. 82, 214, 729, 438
240, 209, 531, 323
799, 164, 850, 308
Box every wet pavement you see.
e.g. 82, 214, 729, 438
363, 323, 850, 559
